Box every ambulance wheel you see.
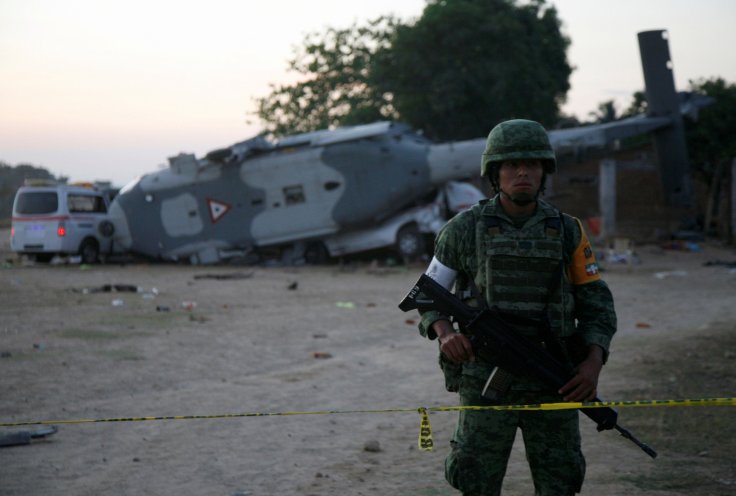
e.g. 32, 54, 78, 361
396, 224, 425, 262
79, 239, 100, 264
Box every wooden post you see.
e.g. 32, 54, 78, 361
599, 159, 617, 240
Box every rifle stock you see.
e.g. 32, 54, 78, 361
400, 273, 657, 459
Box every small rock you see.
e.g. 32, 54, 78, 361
1, 351, 11, 358
132, 457, 140, 462
363, 440, 381, 452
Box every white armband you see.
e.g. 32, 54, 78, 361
424, 256, 457, 290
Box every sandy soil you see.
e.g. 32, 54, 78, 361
1, 229, 735, 496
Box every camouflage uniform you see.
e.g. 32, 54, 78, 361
418, 120, 617, 495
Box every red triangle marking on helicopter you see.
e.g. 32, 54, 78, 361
207, 198, 231, 223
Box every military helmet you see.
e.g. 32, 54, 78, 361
481, 119, 556, 176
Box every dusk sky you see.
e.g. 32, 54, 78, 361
1, 0, 734, 186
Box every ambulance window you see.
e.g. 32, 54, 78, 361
16, 192, 58, 214
68, 194, 107, 213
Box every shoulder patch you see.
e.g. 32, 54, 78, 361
569, 218, 601, 285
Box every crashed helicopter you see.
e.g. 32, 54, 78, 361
108, 29, 703, 265
109, 122, 486, 264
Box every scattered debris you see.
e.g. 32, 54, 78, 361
188, 314, 208, 323
1, 351, 12, 358
312, 333, 328, 339
671, 230, 705, 242
661, 240, 702, 252
363, 440, 382, 452
602, 238, 640, 264
33, 343, 45, 351
193, 272, 254, 280
111, 299, 125, 307
0, 426, 57, 448
636, 322, 652, 328
181, 301, 197, 311
335, 301, 355, 309
74, 284, 140, 294
654, 270, 688, 280
405, 319, 416, 325
704, 260, 736, 268
287, 281, 298, 290
312, 352, 332, 359
155, 306, 170, 312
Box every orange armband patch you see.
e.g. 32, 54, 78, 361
569, 219, 601, 285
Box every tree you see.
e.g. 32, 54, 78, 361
0, 162, 59, 220
684, 78, 736, 184
255, 0, 572, 140
621, 90, 647, 118
373, 0, 571, 141
254, 17, 399, 136
684, 78, 736, 237
588, 100, 618, 123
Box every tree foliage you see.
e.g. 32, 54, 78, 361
373, 0, 571, 141
255, 0, 572, 140
0, 162, 59, 220
588, 100, 618, 123
254, 17, 399, 136
684, 78, 736, 183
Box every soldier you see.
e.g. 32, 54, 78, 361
418, 119, 617, 495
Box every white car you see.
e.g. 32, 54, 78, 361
10, 182, 115, 263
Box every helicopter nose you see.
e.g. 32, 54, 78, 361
108, 199, 133, 251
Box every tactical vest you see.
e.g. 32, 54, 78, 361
468, 201, 576, 338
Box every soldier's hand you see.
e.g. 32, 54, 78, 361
558, 345, 604, 402
438, 333, 475, 364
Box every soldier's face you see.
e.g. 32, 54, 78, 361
498, 159, 544, 205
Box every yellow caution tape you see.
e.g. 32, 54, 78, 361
1, 397, 734, 453
418, 408, 433, 452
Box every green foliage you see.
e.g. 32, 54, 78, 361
0, 162, 59, 220
621, 91, 648, 118
588, 100, 618, 123
373, 0, 571, 141
684, 78, 736, 183
254, 17, 400, 136
255, 0, 572, 141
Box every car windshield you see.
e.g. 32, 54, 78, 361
15, 191, 59, 214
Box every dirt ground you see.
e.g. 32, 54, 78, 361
1, 228, 735, 496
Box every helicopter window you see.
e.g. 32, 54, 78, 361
283, 185, 305, 205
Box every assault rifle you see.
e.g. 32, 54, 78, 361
399, 274, 657, 459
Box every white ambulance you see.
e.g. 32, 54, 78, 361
10, 181, 115, 263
